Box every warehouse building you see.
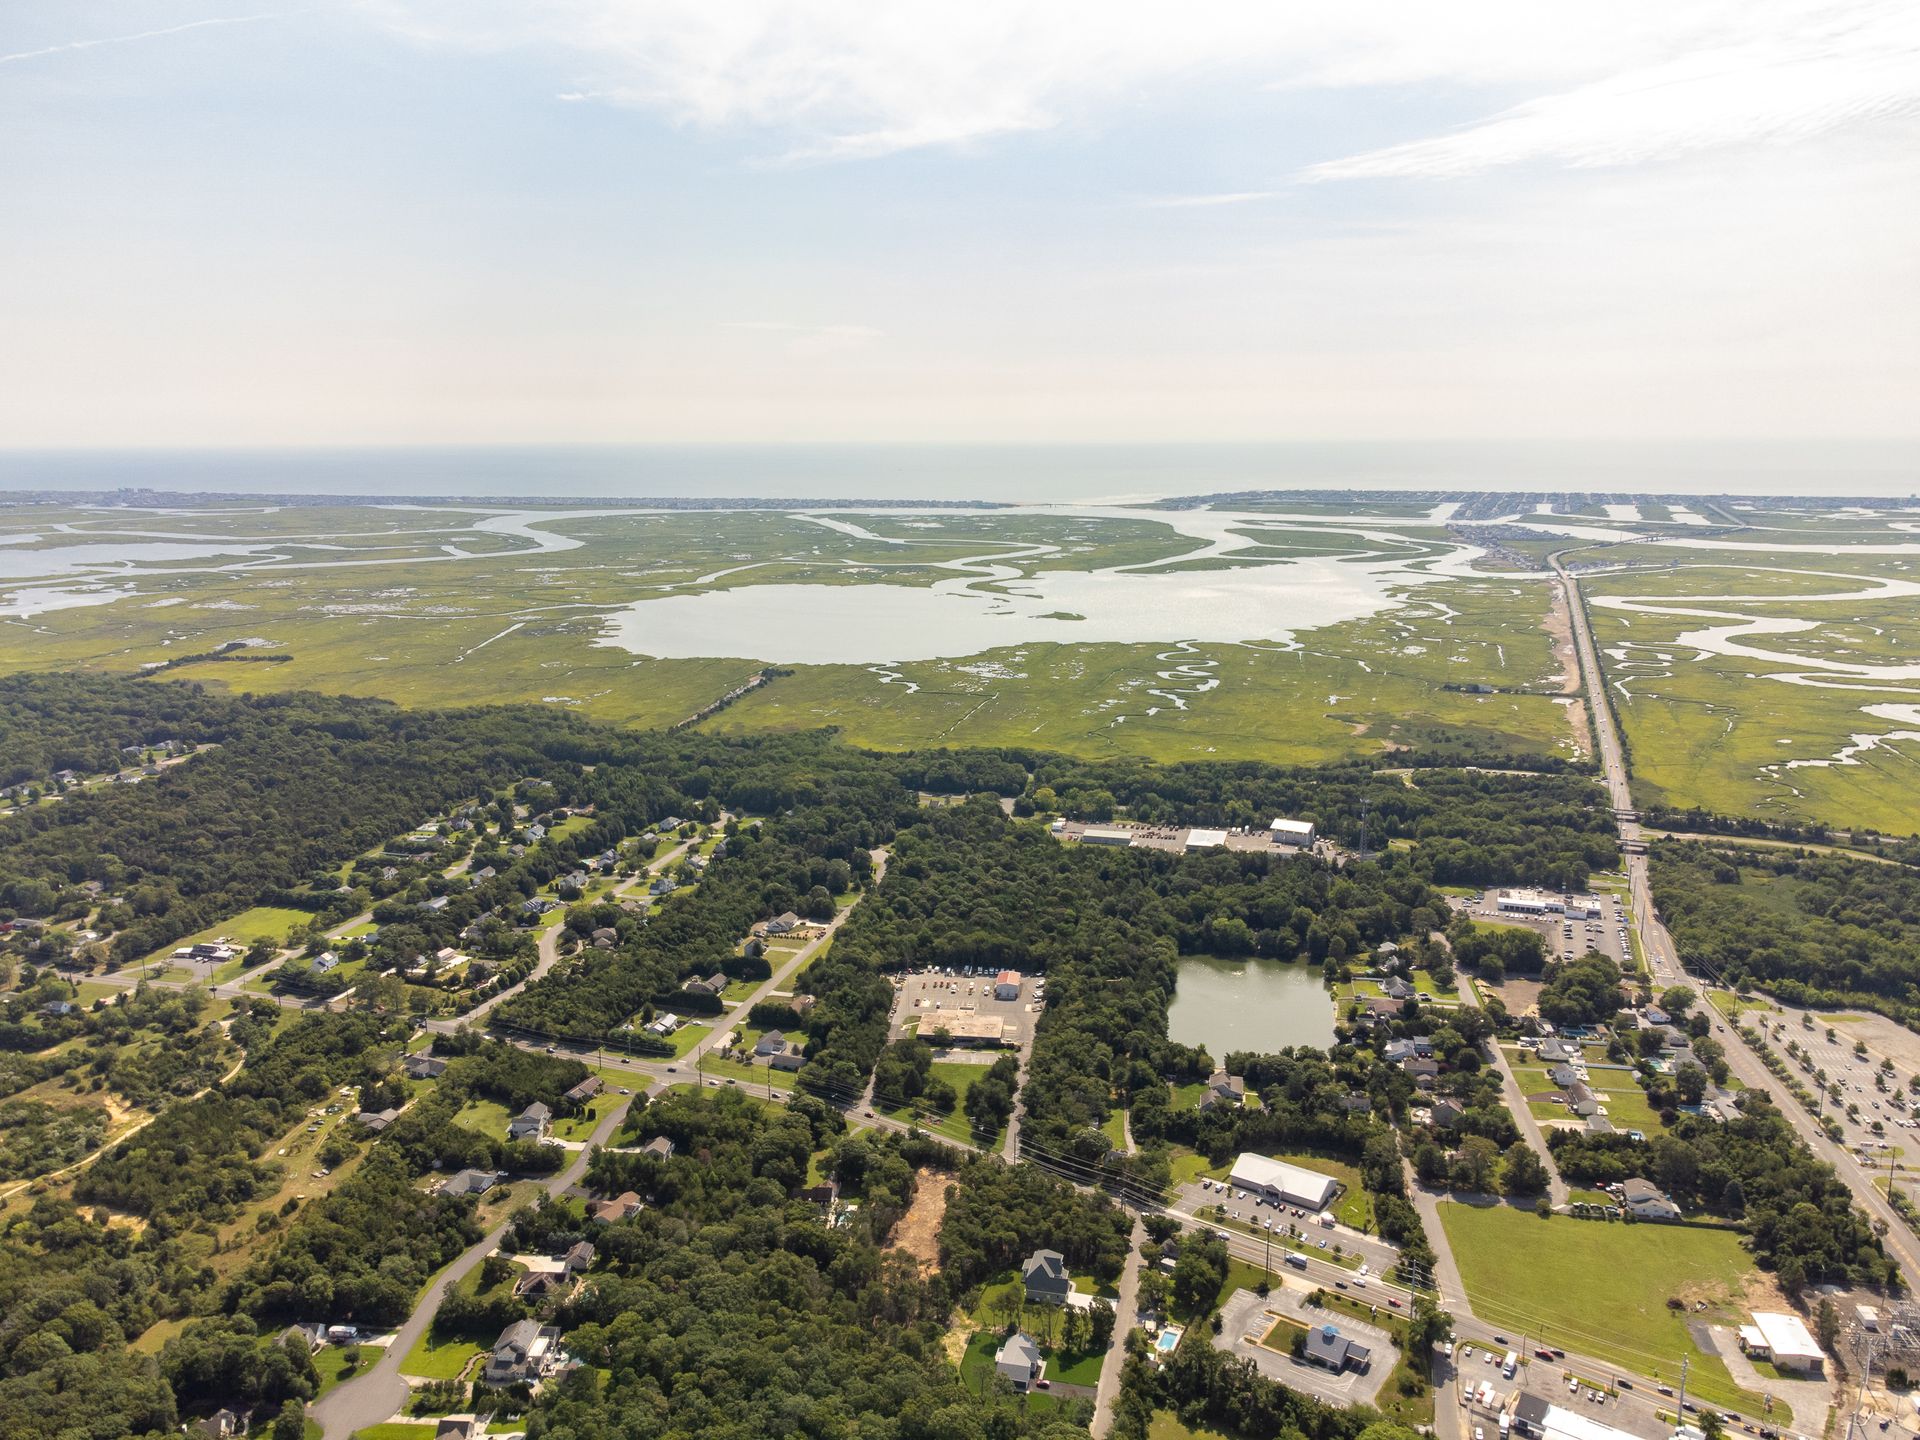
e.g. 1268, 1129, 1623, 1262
1269, 818, 1315, 847
1226, 1153, 1340, 1211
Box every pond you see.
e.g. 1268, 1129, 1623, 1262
1166, 954, 1336, 1057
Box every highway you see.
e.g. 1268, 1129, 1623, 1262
1553, 554, 1920, 1291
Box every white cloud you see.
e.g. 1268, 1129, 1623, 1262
1306, 2, 1920, 179
364, 0, 1920, 174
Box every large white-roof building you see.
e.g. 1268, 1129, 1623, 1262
1531, 1403, 1644, 1440
1184, 828, 1228, 850
1227, 1153, 1340, 1211
1740, 1311, 1825, 1373
1081, 826, 1135, 847
1269, 818, 1315, 846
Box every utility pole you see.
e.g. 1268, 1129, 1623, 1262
1676, 1356, 1689, 1428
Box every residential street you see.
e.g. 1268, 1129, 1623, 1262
1091, 1213, 1146, 1437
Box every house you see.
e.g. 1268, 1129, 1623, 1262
278, 1323, 323, 1354
1402, 1057, 1440, 1088
1205, 1070, 1245, 1105
764, 911, 802, 935
508, 1102, 552, 1142
1430, 1098, 1464, 1129
1302, 1323, 1371, 1373
564, 1076, 603, 1104
194, 1408, 248, 1438
1739, 1312, 1825, 1373
435, 1419, 481, 1440
1586, 1114, 1617, 1135
995, 1332, 1045, 1391
1536, 1038, 1579, 1064
767, 1042, 806, 1072
355, 1106, 401, 1132
1227, 1153, 1340, 1210
1022, 1248, 1072, 1304
405, 1053, 449, 1079
641, 1136, 674, 1159
39, 1000, 76, 1017
1549, 1063, 1579, 1089
1619, 1177, 1681, 1221
484, 1319, 562, 1385
1381, 976, 1416, 1002
563, 1241, 596, 1273
682, 972, 728, 998
441, 1168, 504, 1197
1339, 1091, 1372, 1114
516, 1269, 564, 1300
801, 1179, 839, 1210
310, 952, 341, 975
591, 1191, 642, 1224
755, 1030, 791, 1057
994, 970, 1022, 1000
1382, 1039, 1417, 1064
649, 876, 678, 897
474, 866, 497, 880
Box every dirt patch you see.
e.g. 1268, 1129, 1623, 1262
890, 1166, 950, 1275
99, 1092, 141, 1128
1737, 1268, 1795, 1318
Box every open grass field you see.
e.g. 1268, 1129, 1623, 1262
138, 905, 315, 969
1438, 1201, 1765, 1413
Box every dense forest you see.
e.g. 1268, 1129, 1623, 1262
1651, 840, 1920, 1022
3, 672, 1894, 1438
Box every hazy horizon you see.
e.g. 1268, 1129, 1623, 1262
0, 439, 1915, 503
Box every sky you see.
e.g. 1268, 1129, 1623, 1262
2, 0, 1918, 449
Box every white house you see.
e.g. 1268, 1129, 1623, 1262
995, 1332, 1045, 1391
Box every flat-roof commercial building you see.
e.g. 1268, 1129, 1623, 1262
1739, 1311, 1825, 1373
1226, 1153, 1340, 1211
994, 970, 1022, 1000
925, 1014, 1007, 1047
1269, 818, 1315, 846
1184, 828, 1229, 850
1081, 827, 1135, 847
1497, 889, 1563, 915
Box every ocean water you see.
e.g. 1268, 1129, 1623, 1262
0, 440, 1914, 502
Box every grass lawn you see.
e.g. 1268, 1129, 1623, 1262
141, 905, 315, 969
313, 1344, 366, 1396
398, 1331, 484, 1381
1438, 1201, 1767, 1413
1588, 1081, 1668, 1135
351, 1426, 438, 1440
452, 1097, 513, 1139
1101, 1107, 1129, 1151
662, 1023, 713, 1059
1147, 1413, 1236, 1440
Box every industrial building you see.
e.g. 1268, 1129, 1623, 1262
1269, 818, 1315, 847
994, 970, 1022, 1000
1226, 1153, 1340, 1211
1738, 1311, 1825, 1373
1184, 828, 1228, 850
1080, 826, 1135, 847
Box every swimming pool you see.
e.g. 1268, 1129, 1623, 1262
1155, 1326, 1184, 1354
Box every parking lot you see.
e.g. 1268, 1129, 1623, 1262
1215, 1285, 1393, 1407
1449, 887, 1636, 974
887, 966, 1044, 1051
